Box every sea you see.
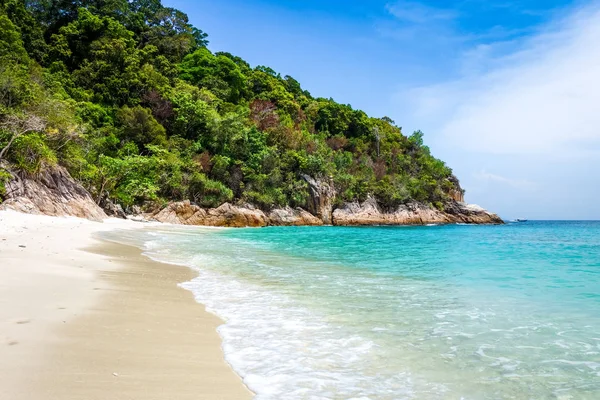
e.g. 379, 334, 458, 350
101, 221, 600, 399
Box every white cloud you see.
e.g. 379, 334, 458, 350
473, 170, 538, 190
403, 3, 600, 156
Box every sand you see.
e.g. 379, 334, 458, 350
0, 211, 251, 400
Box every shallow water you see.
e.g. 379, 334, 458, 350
102, 221, 600, 399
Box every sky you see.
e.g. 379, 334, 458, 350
165, 0, 600, 220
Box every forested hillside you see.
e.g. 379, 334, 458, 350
0, 0, 463, 213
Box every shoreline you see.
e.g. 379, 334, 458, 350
0, 211, 251, 400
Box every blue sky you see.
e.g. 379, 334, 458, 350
165, 0, 600, 220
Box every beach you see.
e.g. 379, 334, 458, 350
0, 211, 251, 400
2, 211, 599, 399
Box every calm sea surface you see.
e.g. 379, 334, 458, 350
103, 221, 600, 399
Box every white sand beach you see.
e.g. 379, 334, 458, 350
0, 211, 251, 400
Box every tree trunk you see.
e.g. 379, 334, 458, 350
0, 132, 20, 161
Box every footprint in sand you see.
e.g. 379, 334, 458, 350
13, 318, 31, 325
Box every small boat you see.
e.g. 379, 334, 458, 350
515, 218, 528, 222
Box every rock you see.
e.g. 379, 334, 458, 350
127, 205, 142, 216
150, 201, 205, 225
333, 197, 450, 225
100, 198, 126, 219
126, 215, 149, 223
444, 201, 504, 224
268, 206, 324, 226
0, 167, 107, 221
447, 175, 465, 203
333, 196, 502, 226
301, 175, 336, 225
152, 197, 502, 228
204, 203, 267, 227
151, 201, 268, 227
153, 202, 322, 227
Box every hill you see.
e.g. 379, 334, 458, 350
0, 0, 501, 225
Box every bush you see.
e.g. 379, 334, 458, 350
10, 133, 57, 174
0, 168, 12, 201
243, 187, 286, 210
189, 172, 233, 208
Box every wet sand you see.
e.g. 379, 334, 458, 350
0, 211, 251, 400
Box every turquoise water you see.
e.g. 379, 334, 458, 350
104, 221, 600, 399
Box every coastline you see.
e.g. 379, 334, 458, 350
0, 211, 251, 400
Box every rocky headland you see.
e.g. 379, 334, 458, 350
0, 168, 502, 226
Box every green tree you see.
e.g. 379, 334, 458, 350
180, 48, 248, 103
0, 13, 29, 64
116, 106, 167, 150
49, 8, 142, 105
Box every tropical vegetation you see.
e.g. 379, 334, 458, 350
0, 0, 462, 213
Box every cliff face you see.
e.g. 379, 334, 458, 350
0, 166, 107, 221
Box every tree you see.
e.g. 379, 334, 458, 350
180, 48, 248, 103
49, 8, 143, 105
128, 0, 162, 27
0, 14, 29, 64
2, 0, 47, 62
117, 106, 167, 150
0, 114, 46, 161
141, 6, 207, 62
373, 126, 381, 158
250, 99, 279, 131
24, 0, 129, 37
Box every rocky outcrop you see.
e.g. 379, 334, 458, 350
152, 197, 502, 228
0, 166, 107, 221
268, 207, 323, 226
0, 166, 502, 227
153, 201, 324, 227
302, 175, 336, 225
151, 201, 268, 227
332, 196, 502, 226
444, 201, 504, 224
100, 198, 127, 219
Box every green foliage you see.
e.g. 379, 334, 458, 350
0, 13, 29, 64
0, 167, 10, 200
0, 0, 462, 212
180, 48, 248, 103
189, 172, 233, 207
116, 105, 167, 150
2, 0, 47, 62
0, 63, 32, 109
9, 133, 57, 174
